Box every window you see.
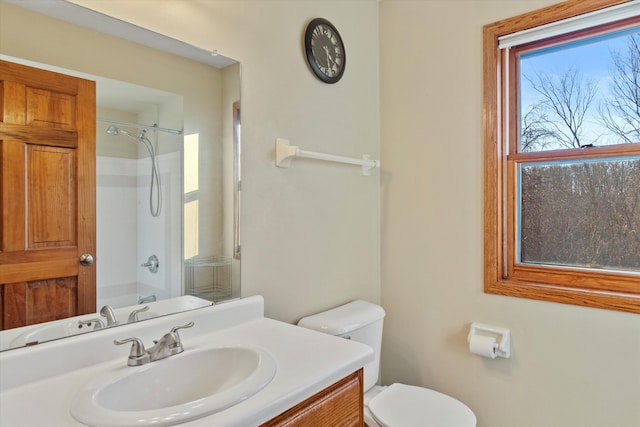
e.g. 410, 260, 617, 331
184, 133, 200, 259
483, 0, 640, 313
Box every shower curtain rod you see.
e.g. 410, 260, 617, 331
97, 118, 183, 135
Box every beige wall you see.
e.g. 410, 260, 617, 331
66, 0, 382, 322
380, 1, 640, 427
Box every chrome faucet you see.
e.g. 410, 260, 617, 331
114, 322, 194, 366
100, 305, 118, 326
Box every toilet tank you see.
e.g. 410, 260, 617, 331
297, 300, 385, 392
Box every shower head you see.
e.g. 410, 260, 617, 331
105, 125, 154, 156
105, 125, 138, 140
104, 124, 162, 217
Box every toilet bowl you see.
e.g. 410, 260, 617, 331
297, 300, 476, 427
364, 384, 476, 427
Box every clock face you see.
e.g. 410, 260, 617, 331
305, 18, 345, 84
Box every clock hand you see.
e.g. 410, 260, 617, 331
323, 45, 335, 69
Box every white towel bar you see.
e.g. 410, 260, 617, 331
275, 138, 380, 176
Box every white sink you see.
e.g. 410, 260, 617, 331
70, 345, 277, 427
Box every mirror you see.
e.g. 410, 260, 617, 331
0, 0, 241, 350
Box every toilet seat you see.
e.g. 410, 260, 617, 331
368, 383, 476, 427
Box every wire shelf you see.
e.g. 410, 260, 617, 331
185, 255, 232, 302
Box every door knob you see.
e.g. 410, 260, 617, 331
79, 253, 94, 266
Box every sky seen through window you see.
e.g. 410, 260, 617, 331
520, 26, 640, 149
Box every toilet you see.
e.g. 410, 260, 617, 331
298, 300, 477, 427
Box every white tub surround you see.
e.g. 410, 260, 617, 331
0, 296, 372, 426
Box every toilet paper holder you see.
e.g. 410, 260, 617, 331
467, 323, 511, 358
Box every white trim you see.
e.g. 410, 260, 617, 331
498, 1, 640, 49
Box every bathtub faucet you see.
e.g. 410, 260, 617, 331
138, 294, 157, 304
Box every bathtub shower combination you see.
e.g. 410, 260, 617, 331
97, 120, 183, 307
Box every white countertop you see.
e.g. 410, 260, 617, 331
0, 296, 373, 427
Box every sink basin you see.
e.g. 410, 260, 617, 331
70, 345, 277, 427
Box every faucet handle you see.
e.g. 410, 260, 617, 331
114, 337, 147, 358
170, 322, 195, 335
166, 322, 194, 348
127, 305, 150, 323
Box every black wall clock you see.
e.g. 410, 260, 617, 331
304, 18, 346, 84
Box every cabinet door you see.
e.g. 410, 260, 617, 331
262, 369, 364, 427
0, 60, 96, 329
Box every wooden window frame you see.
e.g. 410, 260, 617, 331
483, 0, 640, 314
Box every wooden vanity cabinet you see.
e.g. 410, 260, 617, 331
262, 369, 364, 427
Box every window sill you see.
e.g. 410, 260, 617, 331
485, 279, 640, 314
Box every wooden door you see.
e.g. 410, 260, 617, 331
0, 60, 96, 330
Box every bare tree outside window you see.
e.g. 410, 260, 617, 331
523, 67, 598, 151
518, 30, 640, 271
599, 33, 640, 143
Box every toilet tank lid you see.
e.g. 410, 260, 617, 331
297, 300, 385, 335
